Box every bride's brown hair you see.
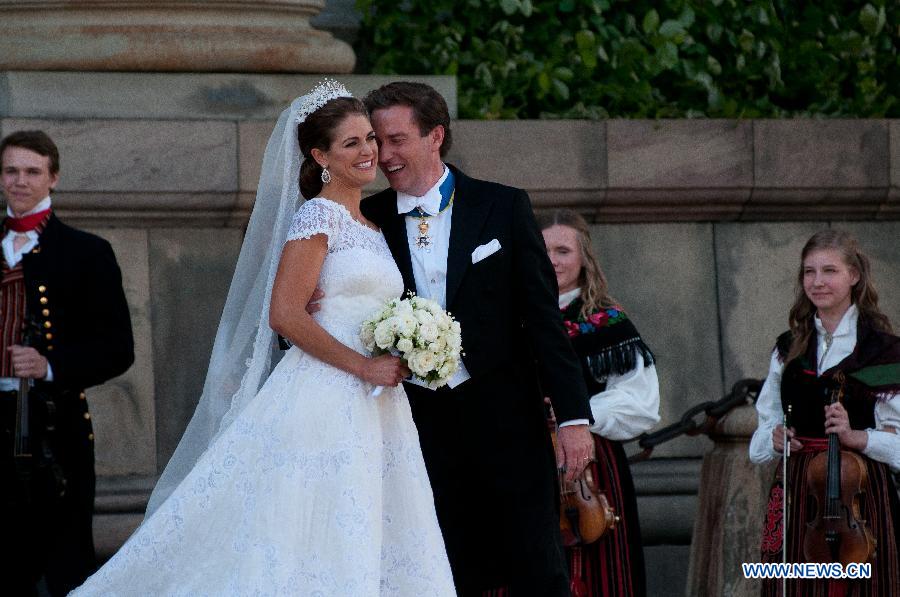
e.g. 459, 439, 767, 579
786, 229, 892, 362
297, 96, 368, 199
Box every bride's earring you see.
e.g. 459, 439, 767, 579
321, 167, 332, 184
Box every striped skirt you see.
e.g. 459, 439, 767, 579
760, 443, 900, 596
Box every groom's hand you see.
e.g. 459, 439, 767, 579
305, 288, 324, 314
556, 424, 594, 482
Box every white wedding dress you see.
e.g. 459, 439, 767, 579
72, 197, 455, 596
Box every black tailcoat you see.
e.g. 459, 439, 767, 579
362, 166, 591, 595
2, 213, 134, 596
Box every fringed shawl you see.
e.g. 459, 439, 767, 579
561, 297, 655, 386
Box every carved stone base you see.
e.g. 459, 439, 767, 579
0, 1, 354, 73
687, 404, 773, 597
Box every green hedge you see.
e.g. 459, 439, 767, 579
354, 0, 899, 118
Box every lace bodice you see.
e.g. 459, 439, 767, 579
286, 197, 403, 351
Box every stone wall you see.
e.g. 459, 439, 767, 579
2, 72, 898, 592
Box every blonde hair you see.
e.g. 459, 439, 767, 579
786, 229, 893, 362
536, 209, 617, 320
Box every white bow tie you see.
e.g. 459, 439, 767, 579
397, 192, 442, 216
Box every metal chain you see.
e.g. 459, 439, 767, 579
627, 378, 763, 463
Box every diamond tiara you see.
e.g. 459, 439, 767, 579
294, 79, 353, 123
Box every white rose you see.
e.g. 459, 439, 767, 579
374, 320, 395, 350
418, 322, 439, 343
398, 313, 418, 337
360, 324, 376, 352
408, 349, 438, 377
447, 332, 462, 350
428, 336, 447, 352
396, 338, 414, 354
437, 361, 455, 379
450, 321, 461, 335
414, 309, 435, 325
422, 300, 442, 316
396, 298, 414, 315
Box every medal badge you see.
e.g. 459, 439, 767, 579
415, 208, 432, 249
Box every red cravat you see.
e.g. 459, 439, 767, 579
6, 209, 51, 232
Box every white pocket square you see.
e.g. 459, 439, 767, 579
471, 239, 502, 264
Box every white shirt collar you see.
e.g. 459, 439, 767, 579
7, 196, 52, 219
396, 165, 449, 215
558, 287, 581, 309
814, 303, 858, 339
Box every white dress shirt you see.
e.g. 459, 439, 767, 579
399, 166, 470, 389
559, 288, 660, 438
749, 304, 900, 472
0, 196, 54, 389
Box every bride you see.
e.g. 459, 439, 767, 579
71, 81, 456, 595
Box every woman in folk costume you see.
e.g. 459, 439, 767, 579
540, 209, 659, 597
750, 229, 900, 596
70, 81, 455, 595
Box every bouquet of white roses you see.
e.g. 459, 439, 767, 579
360, 293, 462, 392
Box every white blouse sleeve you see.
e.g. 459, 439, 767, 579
285, 198, 342, 250
863, 398, 900, 472
749, 349, 784, 464
588, 354, 661, 441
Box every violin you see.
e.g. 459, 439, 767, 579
548, 420, 618, 548
802, 372, 876, 566
13, 316, 41, 458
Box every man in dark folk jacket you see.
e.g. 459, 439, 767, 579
0, 130, 134, 596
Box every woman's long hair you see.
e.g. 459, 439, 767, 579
536, 209, 617, 320
786, 229, 893, 362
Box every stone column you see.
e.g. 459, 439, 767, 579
686, 403, 775, 597
0, 0, 354, 73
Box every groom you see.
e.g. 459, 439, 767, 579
360, 82, 594, 596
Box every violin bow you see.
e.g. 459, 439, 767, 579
782, 403, 792, 595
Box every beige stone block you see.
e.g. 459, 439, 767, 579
608, 120, 753, 188
149, 229, 243, 470
742, 192, 884, 220
597, 190, 743, 223
2, 118, 237, 192
715, 222, 824, 385
889, 121, 900, 215
749, 120, 889, 219
605, 120, 751, 221
754, 120, 889, 189
0, 72, 458, 120
891, 121, 900, 190
591, 222, 721, 457
51, 191, 241, 228
447, 121, 606, 194
82, 227, 157, 477
239, 121, 274, 193
835, 222, 900, 325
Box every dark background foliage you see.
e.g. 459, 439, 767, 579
354, 0, 899, 118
